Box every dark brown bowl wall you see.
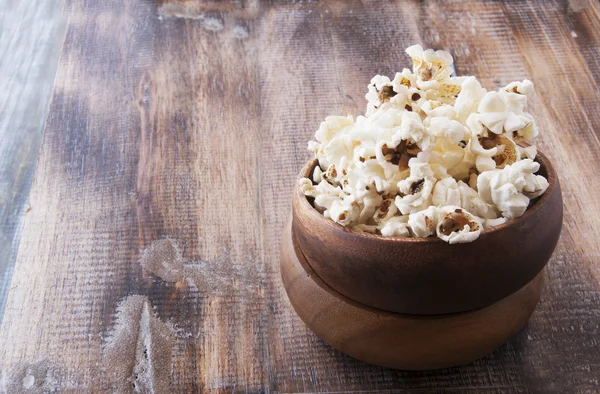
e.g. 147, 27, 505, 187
292, 151, 562, 315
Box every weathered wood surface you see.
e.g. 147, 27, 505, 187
1, 0, 600, 392
0, 1, 66, 326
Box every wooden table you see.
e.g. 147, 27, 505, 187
1, 1, 600, 392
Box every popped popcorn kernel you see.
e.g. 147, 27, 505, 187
301, 45, 549, 243
436, 206, 483, 244
408, 206, 438, 237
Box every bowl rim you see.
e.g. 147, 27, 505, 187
296, 149, 558, 244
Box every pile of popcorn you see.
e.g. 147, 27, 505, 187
299, 45, 549, 244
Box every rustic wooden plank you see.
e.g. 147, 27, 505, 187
1, 0, 600, 392
260, 2, 600, 392
0, 1, 66, 325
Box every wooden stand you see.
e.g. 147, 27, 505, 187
280, 217, 544, 370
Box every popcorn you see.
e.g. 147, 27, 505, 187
428, 117, 467, 144
397, 111, 431, 150
433, 178, 497, 219
355, 181, 384, 223
314, 116, 353, 142
504, 79, 534, 97
457, 181, 498, 219
470, 89, 537, 142
455, 77, 487, 123
514, 119, 539, 142
432, 177, 462, 207
301, 45, 549, 243
304, 178, 344, 213
484, 217, 508, 229
395, 175, 435, 215
373, 195, 399, 223
353, 224, 379, 233
491, 136, 519, 168
406, 45, 454, 83
298, 177, 314, 194
312, 165, 324, 184
408, 206, 438, 237
366, 75, 394, 115
436, 206, 483, 244
429, 137, 466, 172
476, 159, 549, 219
421, 102, 456, 119
447, 149, 476, 181
469, 133, 520, 172
392, 69, 416, 93
519, 144, 537, 160
380, 216, 410, 237
329, 196, 360, 226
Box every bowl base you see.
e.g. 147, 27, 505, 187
280, 216, 544, 370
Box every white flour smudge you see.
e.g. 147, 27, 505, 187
139, 239, 261, 296
139, 239, 184, 282
102, 295, 175, 394
157, 5, 205, 20
232, 25, 249, 40
201, 17, 224, 32
157, 5, 223, 32
1, 360, 58, 394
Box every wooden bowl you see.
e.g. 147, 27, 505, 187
292, 151, 562, 315
281, 216, 544, 370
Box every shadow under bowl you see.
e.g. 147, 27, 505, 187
292, 150, 562, 315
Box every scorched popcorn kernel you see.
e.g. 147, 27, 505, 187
300, 45, 549, 244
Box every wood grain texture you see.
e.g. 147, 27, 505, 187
0, 0, 66, 326
1, 0, 600, 392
